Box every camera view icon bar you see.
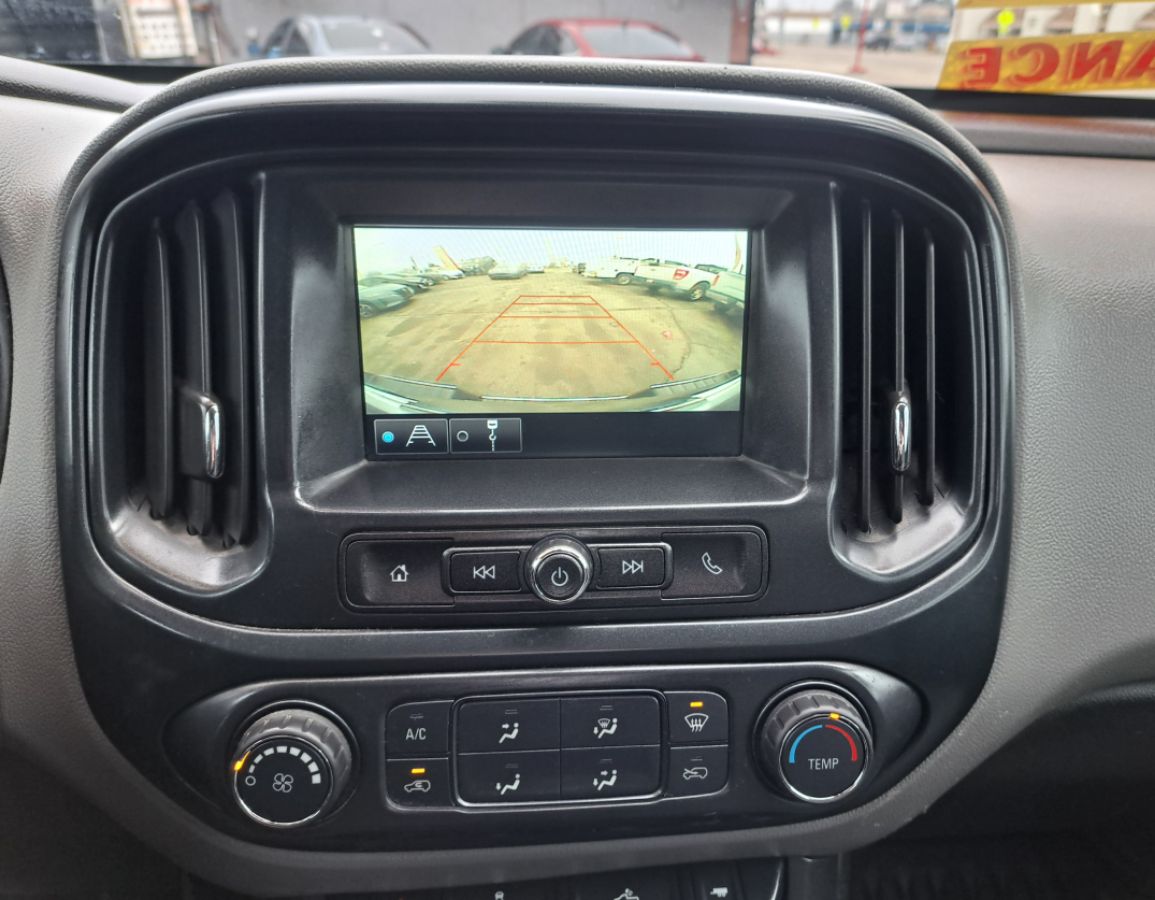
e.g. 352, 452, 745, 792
373, 419, 449, 456
450, 418, 523, 454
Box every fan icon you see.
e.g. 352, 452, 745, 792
684, 712, 710, 733
272, 772, 294, 793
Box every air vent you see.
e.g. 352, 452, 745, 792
835, 186, 984, 572
88, 180, 258, 575
139, 191, 254, 548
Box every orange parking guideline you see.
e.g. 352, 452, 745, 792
434, 296, 521, 382
587, 295, 676, 382
434, 292, 677, 385
475, 340, 635, 345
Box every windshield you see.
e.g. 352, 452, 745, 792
1, 0, 1151, 96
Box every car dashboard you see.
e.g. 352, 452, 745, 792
0, 55, 1152, 899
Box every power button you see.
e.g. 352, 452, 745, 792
525, 537, 593, 604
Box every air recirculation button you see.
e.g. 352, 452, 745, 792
756, 687, 872, 803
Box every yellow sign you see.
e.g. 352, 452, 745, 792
956, 0, 1150, 8
938, 31, 1155, 92
996, 8, 1016, 37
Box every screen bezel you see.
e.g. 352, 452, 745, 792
349, 224, 754, 460
266, 156, 826, 507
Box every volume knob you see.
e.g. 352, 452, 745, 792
525, 536, 593, 604
231, 708, 353, 828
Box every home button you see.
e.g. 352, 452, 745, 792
343, 539, 454, 607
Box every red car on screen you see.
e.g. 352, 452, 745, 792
499, 19, 703, 62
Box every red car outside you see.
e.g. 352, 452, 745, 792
502, 18, 704, 62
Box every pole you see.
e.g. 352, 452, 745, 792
850, 0, 870, 73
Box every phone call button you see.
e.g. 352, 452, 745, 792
662, 530, 766, 601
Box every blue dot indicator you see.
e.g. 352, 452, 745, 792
382, 431, 395, 444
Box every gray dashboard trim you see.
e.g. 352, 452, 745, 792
942, 111, 1155, 161
0, 57, 1036, 894
97, 81, 983, 196
0, 55, 151, 112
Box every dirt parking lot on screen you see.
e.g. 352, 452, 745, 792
359, 271, 743, 413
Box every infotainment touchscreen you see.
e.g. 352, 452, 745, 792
353, 226, 749, 458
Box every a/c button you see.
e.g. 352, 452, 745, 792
386, 701, 451, 757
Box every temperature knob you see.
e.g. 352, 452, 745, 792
231, 708, 353, 828
525, 536, 593, 604
756, 687, 872, 803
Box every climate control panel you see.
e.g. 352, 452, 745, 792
381, 691, 731, 810
167, 662, 920, 849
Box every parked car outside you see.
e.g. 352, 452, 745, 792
488, 263, 529, 280
263, 16, 428, 59
459, 257, 496, 275
360, 272, 433, 291
584, 256, 642, 284
497, 19, 702, 62
705, 269, 748, 317
425, 266, 464, 280
358, 283, 413, 318
634, 259, 721, 300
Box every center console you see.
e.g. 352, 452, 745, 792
56, 71, 1011, 892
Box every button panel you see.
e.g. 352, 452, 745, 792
341, 527, 766, 613
667, 745, 729, 798
458, 750, 561, 804
560, 746, 661, 800
570, 867, 681, 899
561, 696, 660, 749
383, 691, 731, 810
594, 545, 668, 589
385, 758, 453, 808
690, 862, 744, 900
345, 540, 453, 607
666, 691, 730, 744
447, 549, 523, 594
663, 531, 764, 600
387, 701, 451, 757
373, 418, 450, 456
458, 698, 560, 753
533, 553, 587, 603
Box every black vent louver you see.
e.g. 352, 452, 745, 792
837, 186, 983, 563
140, 190, 253, 548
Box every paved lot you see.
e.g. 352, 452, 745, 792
359, 271, 743, 413
753, 46, 946, 89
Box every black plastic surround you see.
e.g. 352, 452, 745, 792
341, 527, 766, 612
80, 152, 984, 627
56, 74, 1012, 862
167, 663, 920, 848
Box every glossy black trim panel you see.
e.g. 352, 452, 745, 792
166, 663, 920, 850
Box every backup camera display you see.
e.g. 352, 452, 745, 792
353, 226, 749, 458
